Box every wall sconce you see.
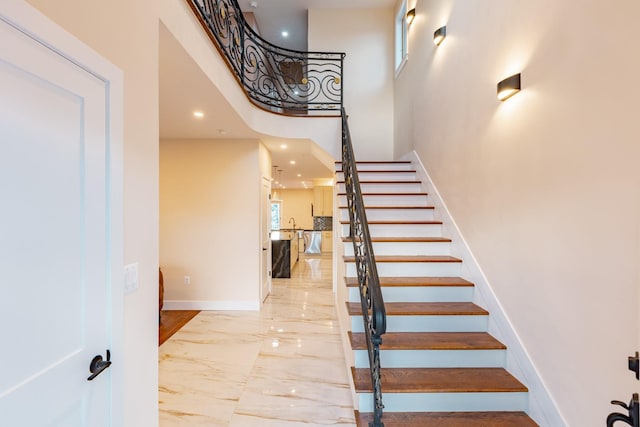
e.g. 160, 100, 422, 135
433, 25, 447, 46
406, 8, 416, 25
497, 73, 521, 101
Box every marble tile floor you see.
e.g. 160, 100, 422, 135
159, 253, 357, 427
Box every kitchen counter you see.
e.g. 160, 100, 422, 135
270, 230, 296, 241
271, 230, 299, 278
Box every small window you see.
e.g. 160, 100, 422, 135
395, 0, 409, 75
271, 201, 281, 231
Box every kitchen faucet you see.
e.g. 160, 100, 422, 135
289, 217, 297, 230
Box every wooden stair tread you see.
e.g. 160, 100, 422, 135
352, 367, 528, 393
343, 255, 461, 263
347, 301, 488, 316
336, 170, 416, 174
339, 160, 534, 421
335, 160, 412, 165
338, 205, 434, 209
349, 331, 506, 350
344, 276, 473, 287
354, 411, 538, 427
336, 180, 420, 184
340, 220, 442, 225
337, 192, 428, 196
343, 236, 451, 243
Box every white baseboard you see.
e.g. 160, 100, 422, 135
163, 300, 260, 311
402, 151, 567, 427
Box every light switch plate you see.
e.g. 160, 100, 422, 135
124, 262, 139, 294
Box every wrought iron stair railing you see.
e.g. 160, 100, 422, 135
342, 108, 387, 427
186, 0, 345, 116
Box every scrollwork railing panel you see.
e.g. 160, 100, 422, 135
188, 0, 344, 116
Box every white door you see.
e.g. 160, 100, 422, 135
0, 7, 119, 426
260, 177, 272, 302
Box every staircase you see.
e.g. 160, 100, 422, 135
336, 161, 539, 427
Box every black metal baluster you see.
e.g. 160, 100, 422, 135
607, 352, 640, 426
342, 109, 386, 427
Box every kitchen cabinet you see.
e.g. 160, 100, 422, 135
290, 233, 299, 267
313, 186, 334, 217
321, 231, 333, 253
323, 187, 333, 216
313, 187, 322, 216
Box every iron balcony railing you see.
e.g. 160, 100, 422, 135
186, 0, 345, 116
342, 108, 387, 427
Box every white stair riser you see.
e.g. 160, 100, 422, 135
340, 223, 442, 238
336, 171, 417, 181
335, 163, 415, 172
357, 391, 528, 413
345, 262, 461, 277
354, 349, 506, 368
348, 286, 473, 303
351, 315, 488, 333
338, 194, 429, 207
339, 208, 435, 222
343, 241, 451, 256
337, 182, 422, 193
343, 161, 533, 417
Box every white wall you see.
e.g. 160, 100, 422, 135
309, 8, 395, 161
395, 1, 640, 425
24, 0, 160, 424
160, 139, 266, 310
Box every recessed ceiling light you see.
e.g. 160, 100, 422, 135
280, 144, 287, 149
193, 111, 204, 118
289, 160, 296, 165
297, 174, 301, 177
282, 31, 289, 38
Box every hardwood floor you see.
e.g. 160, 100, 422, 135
159, 310, 200, 346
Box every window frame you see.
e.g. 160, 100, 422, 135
270, 200, 282, 231
394, 0, 409, 76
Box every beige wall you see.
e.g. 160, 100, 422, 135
24, 0, 160, 425
395, 1, 640, 425
274, 189, 315, 230
160, 139, 267, 309
309, 8, 395, 161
